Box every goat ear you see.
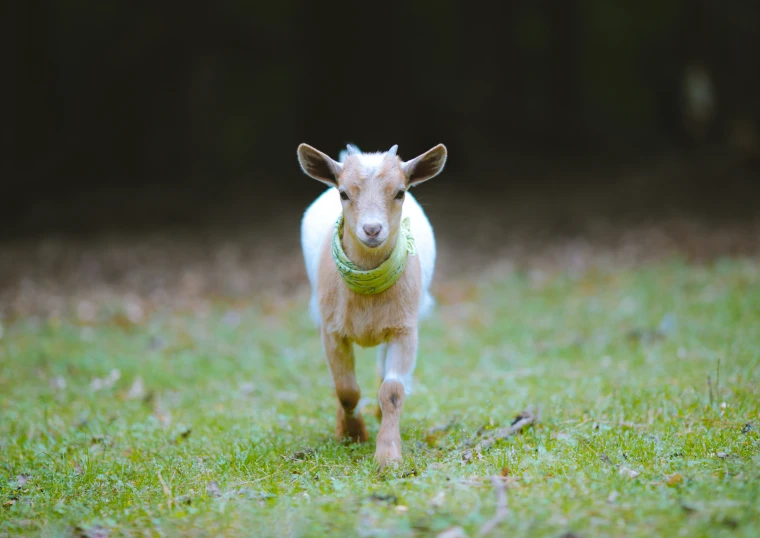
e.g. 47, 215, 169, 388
297, 143, 342, 186
402, 144, 447, 187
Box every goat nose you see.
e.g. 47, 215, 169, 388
363, 222, 382, 237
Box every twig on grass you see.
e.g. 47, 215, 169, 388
479, 476, 509, 536
427, 416, 460, 436
463, 407, 539, 462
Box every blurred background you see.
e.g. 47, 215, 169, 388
2, 0, 759, 319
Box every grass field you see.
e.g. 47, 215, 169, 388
1, 257, 759, 537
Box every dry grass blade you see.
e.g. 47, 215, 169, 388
156, 470, 173, 508
479, 476, 509, 536
437, 526, 468, 538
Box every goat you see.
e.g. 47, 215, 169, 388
298, 142, 447, 467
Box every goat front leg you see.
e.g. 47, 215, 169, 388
375, 329, 417, 468
374, 343, 389, 421
322, 329, 368, 443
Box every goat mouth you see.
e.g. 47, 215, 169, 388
361, 237, 385, 249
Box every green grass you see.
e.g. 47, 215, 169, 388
1, 258, 759, 537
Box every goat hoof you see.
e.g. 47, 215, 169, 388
336, 410, 368, 443
374, 438, 402, 468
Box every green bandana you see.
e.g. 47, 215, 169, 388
332, 214, 417, 295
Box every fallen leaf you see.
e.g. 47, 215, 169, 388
73, 524, 110, 538
618, 466, 640, 479
275, 390, 298, 402
127, 377, 146, 400
287, 449, 315, 461
148, 336, 166, 351
124, 295, 145, 324
666, 473, 683, 486
716, 451, 729, 459
207, 481, 221, 498
90, 369, 121, 391
153, 400, 172, 429
49, 376, 66, 391
239, 382, 255, 396
369, 493, 397, 504
429, 491, 445, 508
109, 313, 134, 329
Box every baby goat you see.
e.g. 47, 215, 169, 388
298, 142, 447, 467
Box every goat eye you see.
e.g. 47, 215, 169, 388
339, 191, 349, 201
395, 190, 405, 200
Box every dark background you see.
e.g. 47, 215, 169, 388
3, 0, 760, 238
